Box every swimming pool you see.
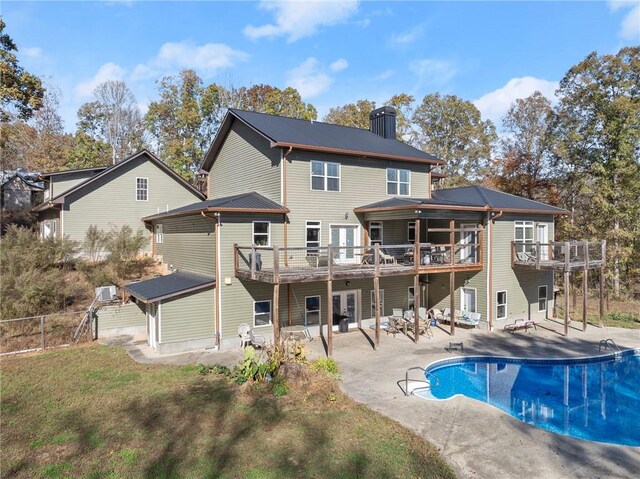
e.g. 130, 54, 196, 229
419, 349, 640, 446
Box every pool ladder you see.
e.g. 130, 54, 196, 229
599, 338, 622, 359
398, 367, 440, 397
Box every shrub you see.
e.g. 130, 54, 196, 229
103, 225, 149, 275
83, 225, 108, 262
270, 375, 288, 397
310, 358, 341, 380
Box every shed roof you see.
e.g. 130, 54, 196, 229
201, 109, 442, 171
122, 271, 215, 303
142, 191, 289, 222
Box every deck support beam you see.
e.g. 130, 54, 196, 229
564, 271, 570, 336
326, 279, 333, 357
273, 283, 280, 344
413, 273, 420, 342
450, 271, 456, 336
374, 276, 380, 349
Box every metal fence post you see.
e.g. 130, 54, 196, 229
40, 315, 45, 350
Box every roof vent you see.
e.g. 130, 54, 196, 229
369, 106, 397, 140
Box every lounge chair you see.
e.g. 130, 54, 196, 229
458, 312, 480, 327
238, 323, 266, 348
503, 319, 537, 333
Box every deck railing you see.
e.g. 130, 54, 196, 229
235, 238, 483, 284
511, 240, 605, 271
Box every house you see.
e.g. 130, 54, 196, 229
120, 107, 604, 354
1, 169, 44, 211
33, 150, 206, 252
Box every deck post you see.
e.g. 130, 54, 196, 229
273, 246, 280, 284
287, 284, 292, 326
250, 245, 256, 280
511, 241, 515, 266
564, 271, 570, 336
449, 219, 455, 266
327, 279, 333, 357
374, 276, 381, 349
374, 243, 380, 276
583, 241, 589, 331
535, 241, 541, 269
478, 224, 484, 266
233, 243, 239, 274
564, 241, 571, 271
413, 274, 420, 342
273, 283, 280, 344
414, 218, 421, 270
450, 271, 455, 336
328, 244, 334, 280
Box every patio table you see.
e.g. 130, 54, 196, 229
281, 325, 313, 341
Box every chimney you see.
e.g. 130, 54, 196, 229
369, 106, 397, 140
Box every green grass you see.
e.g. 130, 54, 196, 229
1, 345, 455, 479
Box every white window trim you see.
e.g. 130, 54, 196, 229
253, 300, 272, 328
369, 221, 383, 245
538, 285, 548, 313
514, 220, 534, 252
304, 295, 321, 326
252, 221, 271, 247
461, 287, 477, 313
310, 160, 341, 192
305, 220, 321, 251
496, 290, 507, 320
386, 168, 411, 197
370, 289, 384, 318
408, 221, 416, 243
155, 224, 164, 244
408, 286, 415, 310
136, 177, 149, 202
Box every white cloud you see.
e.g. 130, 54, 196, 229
607, 0, 636, 12
244, 0, 359, 43
409, 59, 457, 87
330, 58, 348, 73
371, 69, 394, 81
286, 57, 347, 99
473, 76, 558, 125
131, 41, 248, 81
22, 47, 42, 59
390, 24, 424, 46
620, 5, 640, 40
74, 62, 125, 98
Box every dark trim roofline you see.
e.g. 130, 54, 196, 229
40, 166, 108, 178
33, 150, 205, 212
354, 203, 570, 215
142, 205, 290, 223
122, 279, 216, 304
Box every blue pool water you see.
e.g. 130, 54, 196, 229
422, 350, 640, 446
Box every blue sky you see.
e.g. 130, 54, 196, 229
4, 0, 639, 133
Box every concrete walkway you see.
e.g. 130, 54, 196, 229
104, 320, 640, 478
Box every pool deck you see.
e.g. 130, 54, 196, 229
106, 319, 640, 478
304, 319, 640, 479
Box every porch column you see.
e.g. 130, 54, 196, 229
413, 274, 420, 342
564, 270, 570, 336
450, 271, 456, 336
449, 219, 455, 266
273, 283, 280, 344
374, 276, 381, 349
327, 279, 333, 356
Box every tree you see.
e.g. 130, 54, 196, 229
491, 91, 556, 202
387, 93, 416, 144
242, 84, 317, 120
77, 80, 145, 164
0, 19, 44, 122
552, 47, 640, 296
413, 93, 497, 186
323, 99, 376, 129
64, 130, 111, 169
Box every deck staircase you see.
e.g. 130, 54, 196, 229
72, 294, 101, 342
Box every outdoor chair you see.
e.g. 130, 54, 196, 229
392, 308, 404, 318
384, 317, 402, 337
458, 312, 481, 327
379, 250, 397, 265
238, 323, 266, 348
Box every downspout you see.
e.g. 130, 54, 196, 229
488, 210, 504, 331
201, 211, 222, 350
282, 147, 293, 325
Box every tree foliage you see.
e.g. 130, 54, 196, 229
0, 19, 44, 122
323, 99, 376, 129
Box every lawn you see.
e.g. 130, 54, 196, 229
1, 345, 455, 479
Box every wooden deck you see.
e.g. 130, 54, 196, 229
513, 258, 604, 272
511, 240, 606, 273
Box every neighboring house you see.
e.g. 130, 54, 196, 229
33, 150, 206, 252
122, 107, 602, 354
1, 170, 44, 211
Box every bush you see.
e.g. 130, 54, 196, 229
310, 358, 341, 380
83, 225, 108, 262
0, 209, 38, 235
104, 225, 148, 266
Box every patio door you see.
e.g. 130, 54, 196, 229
461, 224, 477, 263
537, 224, 548, 260
461, 287, 477, 314
332, 290, 358, 326
330, 225, 359, 264
147, 303, 159, 349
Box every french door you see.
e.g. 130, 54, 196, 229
537, 224, 549, 260
461, 287, 477, 314
461, 224, 477, 263
332, 290, 358, 325
330, 225, 359, 264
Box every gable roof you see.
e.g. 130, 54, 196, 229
33, 150, 205, 212
355, 185, 568, 215
122, 271, 215, 304
142, 191, 289, 222
201, 109, 443, 172
1, 172, 44, 191
40, 166, 108, 178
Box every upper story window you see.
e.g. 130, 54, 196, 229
387, 168, 410, 196
136, 177, 148, 201
369, 221, 383, 245
253, 221, 270, 246
311, 161, 340, 192
514, 221, 534, 253
155, 224, 163, 244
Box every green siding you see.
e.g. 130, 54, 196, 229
51, 171, 98, 198
155, 215, 215, 276
61, 153, 202, 252
97, 302, 146, 331
160, 288, 215, 343
209, 121, 281, 203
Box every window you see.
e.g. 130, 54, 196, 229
408, 287, 415, 310
311, 161, 340, 191
408, 222, 416, 243
369, 221, 383, 245
305, 296, 321, 326
306, 221, 321, 254
155, 224, 163, 244
370, 289, 384, 318
252, 221, 270, 246
136, 177, 148, 201
497, 291, 507, 319
253, 300, 272, 327
387, 168, 410, 196
514, 221, 534, 253
538, 285, 548, 313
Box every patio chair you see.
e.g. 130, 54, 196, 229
392, 308, 404, 318
238, 323, 266, 348
379, 250, 397, 265
428, 308, 444, 321
384, 317, 401, 337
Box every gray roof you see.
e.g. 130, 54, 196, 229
1, 169, 44, 189
356, 185, 568, 214
201, 109, 442, 171
142, 192, 288, 222
41, 166, 108, 177
122, 271, 215, 303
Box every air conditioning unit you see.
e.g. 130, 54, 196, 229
95, 285, 117, 302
